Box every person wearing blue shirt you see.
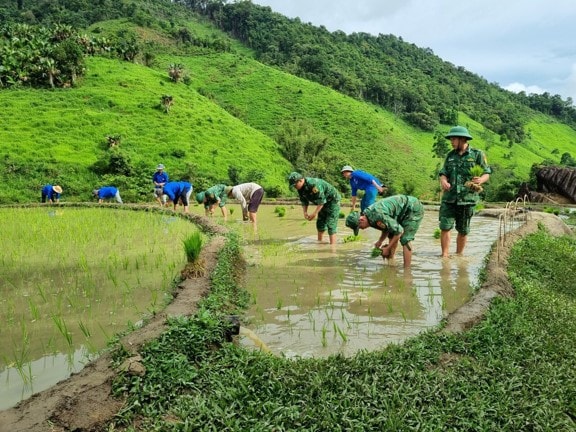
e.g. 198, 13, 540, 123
153, 163, 169, 205
41, 184, 62, 203
162, 181, 193, 213
341, 165, 386, 213
93, 186, 123, 204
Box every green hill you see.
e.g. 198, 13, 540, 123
1, 2, 576, 204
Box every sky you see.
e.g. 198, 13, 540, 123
253, 0, 576, 104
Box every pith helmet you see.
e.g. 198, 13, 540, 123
341, 165, 354, 173
445, 126, 473, 140
195, 191, 205, 204
287, 172, 304, 187
52, 185, 63, 194
345, 211, 361, 236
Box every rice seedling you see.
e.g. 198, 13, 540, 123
273, 206, 286, 217
334, 323, 348, 342
78, 320, 91, 338
181, 232, 205, 278
371, 247, 382, 258
183, 232, 203, 262
1, 207, 196, 402
52, 314, 73, 348
27, 298, 40, 322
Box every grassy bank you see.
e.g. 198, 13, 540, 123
109, 226, 576, 431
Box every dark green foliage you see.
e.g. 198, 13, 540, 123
516, 91, 576, 129
90, 148, 134, 176
227, 165, 240, 185
560, 152, 576, 167
431, 130, 450, 159
484, 164, 522, 202
0, 23, 93, 88
242, 169, 264, 184
264, 184, 282, 198
276, 118, 329, 171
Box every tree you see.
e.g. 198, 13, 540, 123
560, 152, 576, 167
431, 131, 450, 159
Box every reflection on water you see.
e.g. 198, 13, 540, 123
237, 204, 505, 358
0, 347, 94, 410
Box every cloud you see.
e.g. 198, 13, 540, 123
504, 83, 546, 96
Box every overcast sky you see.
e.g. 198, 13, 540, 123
253, 0, 576, 104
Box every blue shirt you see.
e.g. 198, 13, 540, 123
163, 181, 192, 201
41, 184, 60, 200
98, 186, 118, 199
153, 171, 169, 185
349, 170, 383, 197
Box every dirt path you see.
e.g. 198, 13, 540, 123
0, 209, 572, 432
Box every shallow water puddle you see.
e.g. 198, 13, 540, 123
237, 204, 506, 358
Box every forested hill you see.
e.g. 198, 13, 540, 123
1, 0, 576, 204
201, 1, 576, 137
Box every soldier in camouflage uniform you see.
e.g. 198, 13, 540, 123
288, 172, 341, 245
345, 194, 424, 268
438, 126, 491, 258
195, 183, 228, 220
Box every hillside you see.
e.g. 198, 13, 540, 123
1, 2, 576, 203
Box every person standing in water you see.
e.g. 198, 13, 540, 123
438, 126, 491, 258
288, 172, 341, 245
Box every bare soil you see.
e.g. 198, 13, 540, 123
0, 209, 572, 432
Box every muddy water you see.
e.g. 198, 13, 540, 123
234, 204, 506, 358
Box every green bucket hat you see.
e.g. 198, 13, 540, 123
195, 191, 205, 204
288, 172, 304, 188
345, 211, 361, 236
445, 126, 473, 140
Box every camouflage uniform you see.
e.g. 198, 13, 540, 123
297, 178, 341, 235
363, 195, 424, 246
438, 147, 491, 234
204, 184, 227, 209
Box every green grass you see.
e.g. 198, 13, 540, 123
109, 226, 576, 431
2, 18, 576, 206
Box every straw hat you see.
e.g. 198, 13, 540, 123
52, 185, 63, 194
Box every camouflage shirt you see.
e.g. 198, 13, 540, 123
205, 184, 227, 208
438, 147, 492, 204
297, 178, 341, 207
363, 195, 421, 236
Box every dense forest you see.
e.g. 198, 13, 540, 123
1, 0, 575, 203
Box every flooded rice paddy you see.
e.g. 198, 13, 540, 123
0, 203, 512, 410
235, 203, 506, 358
0, 207, 196, 410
